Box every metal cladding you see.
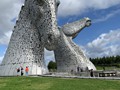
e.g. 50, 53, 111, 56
0, 0, 96, 76
55, 18, 96, 72
0, 0, 60, 76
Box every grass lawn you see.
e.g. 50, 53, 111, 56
0, 77, 120, 90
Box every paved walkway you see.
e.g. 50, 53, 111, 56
40, 74, 120, 80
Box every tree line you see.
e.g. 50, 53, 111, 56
90, 55, 120, 67
47, 55, 120, 70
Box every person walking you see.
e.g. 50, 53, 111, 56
25, 66, 29, 76
17, 68, 20, 76
21, 66, 24, 76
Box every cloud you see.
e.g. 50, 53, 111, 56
44, 49, 55, 65
0, 31, 12, 45
93, 9, 120, 23
84, 29, 120, 58
0, 56, 4, 64
0, 0, 23, 45
58, 0, 120, 17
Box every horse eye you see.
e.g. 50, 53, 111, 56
37, 0, 44, 6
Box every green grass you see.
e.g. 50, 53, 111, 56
0, 77, 120, 90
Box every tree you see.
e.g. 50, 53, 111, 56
47, 61, 57, 71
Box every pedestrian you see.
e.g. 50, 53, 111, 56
90, 69, 94, 77
17, 68, 20, 76
77, 66, 80, 73
25, 66, 29, 76
86, 67, 89, 71
21, 66, 24, 76
71, 69, 73, 74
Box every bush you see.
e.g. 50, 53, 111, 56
47, 61, 57, 71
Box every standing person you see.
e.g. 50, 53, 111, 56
71, 69, 73, 74
77, 66, 80, 73
21, 66, 24, 76
90, 69, 94, 77
25, 66, 29, 76
17, 68, 20, 76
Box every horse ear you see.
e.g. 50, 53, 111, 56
56, 0, 60, 7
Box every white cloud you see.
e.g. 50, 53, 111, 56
0, 56, 4, 64
84, 29, 120, 58
93, 9, 120, 23
0, 0, 23, 45
0, 31, 12, 45
58, 0, 120, 17
44, 49, 55, 65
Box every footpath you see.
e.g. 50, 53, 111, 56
39, 74, 120, 80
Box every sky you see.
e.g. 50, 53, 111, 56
0, 0, 120, 64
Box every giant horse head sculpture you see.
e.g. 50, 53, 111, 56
24, 0, 60, 50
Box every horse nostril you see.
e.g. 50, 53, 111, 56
48, 34, 53, 42
86, 21, 91, 27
